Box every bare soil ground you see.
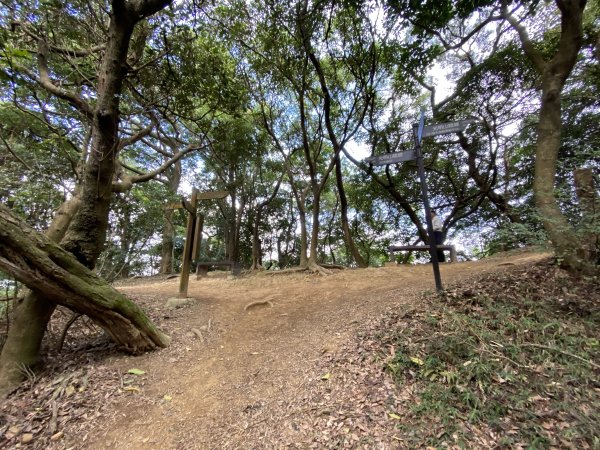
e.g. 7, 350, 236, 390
1, 250, 557, 449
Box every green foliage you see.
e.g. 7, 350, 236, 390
480, 219, 548, 256
1, 0, 598, 276
0, 104, 77, 231
386, 0, 498, 30
97, 182, 178, 280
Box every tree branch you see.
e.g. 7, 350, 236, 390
118, 120, 156, 150
36, 39, 93, 118
112, 143, 205, 192
0, 135, 33, 171
501, 4, 546, 73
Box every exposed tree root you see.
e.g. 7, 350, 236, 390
57, 313, 82, 352
262, 267, 309, 276
244, 300, 274, 311
320, 263, 346, 270
260, 262, 338, 276
0, 205, 171, 356
307, 261, 333, 275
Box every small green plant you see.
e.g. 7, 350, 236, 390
381, 262, 600, 448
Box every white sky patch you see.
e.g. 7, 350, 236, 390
345, 140, 370, 160
429, 62, 455, 103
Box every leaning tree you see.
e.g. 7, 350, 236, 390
0, 0, 183, 397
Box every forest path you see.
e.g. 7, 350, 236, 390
82, 251, 547, 449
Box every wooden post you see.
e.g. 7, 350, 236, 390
192, 213, 204, 262
193, 214, 205, 280
178, 188, 198, 298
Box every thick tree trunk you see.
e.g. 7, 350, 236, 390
0, 0, 173, 397
335, 156, 367, 267
62, 14, 136, 267
531, 1, 590, 272
534, 74, 580, 264
506, 0, 593, 272
159, 162, 181, 274
0, 292, 55, 398
0, 205, 170, 352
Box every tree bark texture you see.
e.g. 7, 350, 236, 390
61, 12, 137, 267
0, 292, 55, 398
308, 187, 322, 266
159, 208, 175, 274
532, 0, 589, 271
0, 192, 81, 397
0, 0, 173, 396
159, 162, 181, 274
0, 205, 170, 352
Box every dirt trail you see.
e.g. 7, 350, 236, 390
80, 252, 546, 449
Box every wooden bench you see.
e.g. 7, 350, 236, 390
196, 260, 242, 278
389, 245, 458, 263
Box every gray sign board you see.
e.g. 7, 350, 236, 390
365, 150, 416, 166
421, 119, 475, 138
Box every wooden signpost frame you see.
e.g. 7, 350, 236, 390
165, 189, 230, 298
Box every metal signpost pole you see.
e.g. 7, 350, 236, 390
364, 111, 475, 292
413, 121, 443, 293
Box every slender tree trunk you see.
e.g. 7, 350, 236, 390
289, 184, 309, 267
458, 134, 521, 223
251, 208, 263, 270
308, 187, 322, 266
233, 195, 245, 264
335, 156, 367, 267
298, 204, 309, 267
574, 167, 599, 263
160, 208, 175, 274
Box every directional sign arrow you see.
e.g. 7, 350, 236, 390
196, 190, 229, 200
364, 150, 417, 166
421, 119, 475, 138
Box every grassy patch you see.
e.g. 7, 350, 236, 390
379, 259, 600, 448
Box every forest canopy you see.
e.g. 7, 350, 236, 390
0, 0, 598, 396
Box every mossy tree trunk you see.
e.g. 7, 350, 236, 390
0, 204, 170, 396
0, 193, 81, 397
0, 0, 173, 398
